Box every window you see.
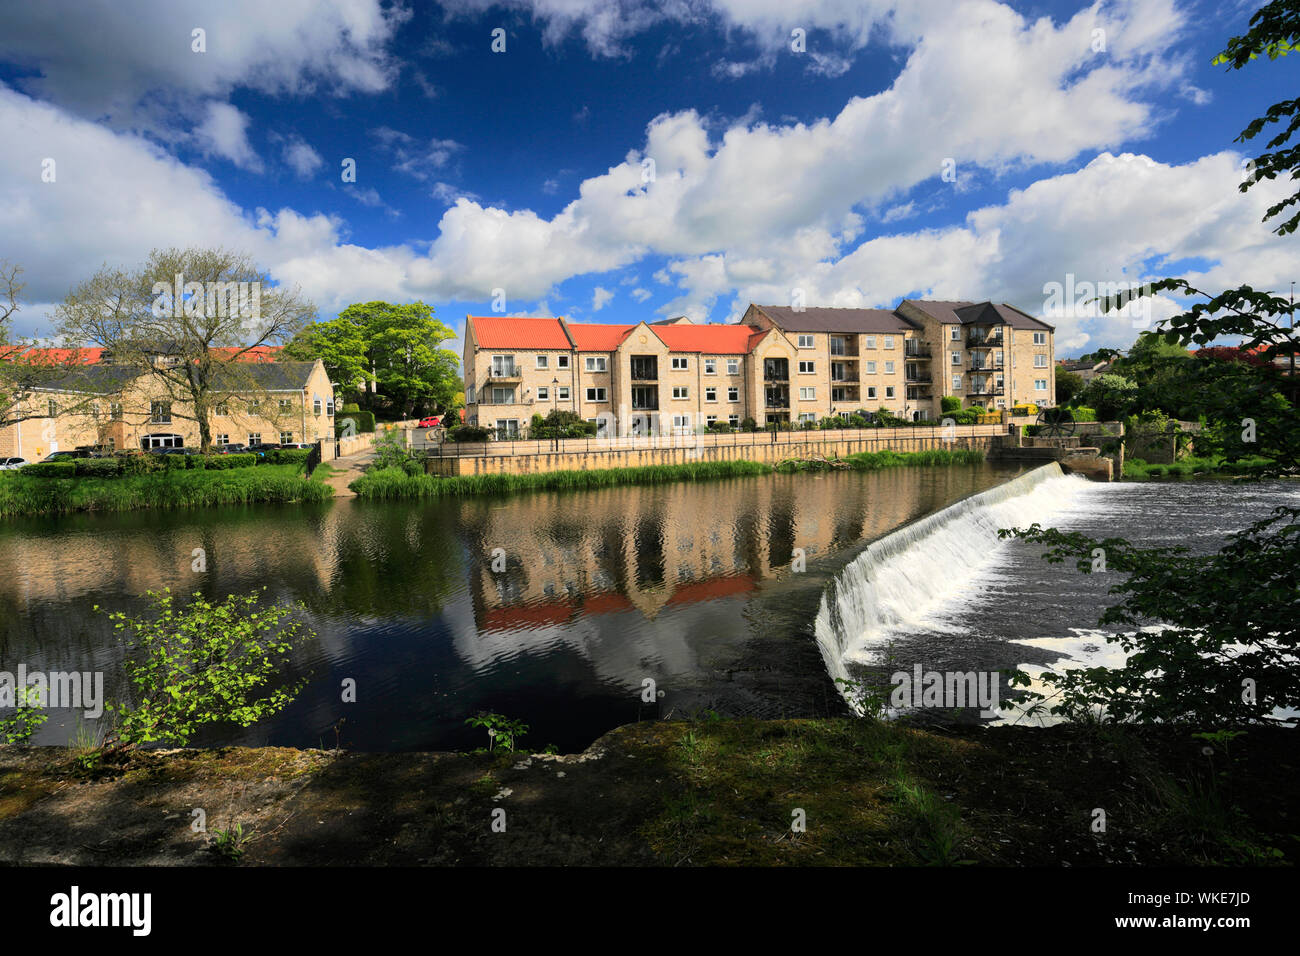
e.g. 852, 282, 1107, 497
705, 415, 717, 426
1034, 354, 1047, 367
797, 334, 815, 348
866, 386, 877, 399
279, 399, 293, 411
830, 337, 846, 356
884, 361, 895, 374
1033, 332, 1047, 345
885, 386, 895, 399
150, 401, 171, 424
798, 360, 815, 374
248, 433, 262, 447
214, 402, 228, 416
536, 355, 548, 369
466, 385, 476, 404
727, 387, 739, 402
672, 356, 689, 371
673, 386, 689, 399
110, 402, 123, 421
951, 352, 961, 365
799, 412, 816, 424
951, 328, 961, 340
995, 350, 1004, 365
490, 354, 516, 376
865, 361, 877, 374
537, 386, 549, 401
672, 414, 691, 432
585, 356, 607, 372
865, 335, 876, 349
953, 374, 962, 390
799, 386, 816, 400
1034, 379, 1048, 391
47, 400, 57, 418
884, 335, 895, 349
327, 400, 335, 417
558, 386, 570, 400
704, 358, 716, 374
557, 355, 569, 368
248, 399, 261, 413
313, 398, 322, 415
726, 358, 739, 375
215, 434, 229, 446
705, 387, 717, 402
728, 415, 739, 428
491, 386, 514, 404
280, 432, 294, 444
586, 387, 608, 402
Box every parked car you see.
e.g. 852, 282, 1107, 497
216, 444, 248, 454
41, 449, 93, 462
0, 457, 28, 470
278, 442, 315, 449
149, 447, 197, 455
418, 416, 442, 429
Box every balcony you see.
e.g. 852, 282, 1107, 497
904, 343, 932, 359
485, 361, 522, 384
966, 384, 1005, 397
967, 333, 1004, 349
968, 361, 1004, 373
763, 359, 790, 382
630, 357, 658, 381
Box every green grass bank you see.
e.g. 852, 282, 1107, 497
350, 448, 987, 500
0, 463, 333, 517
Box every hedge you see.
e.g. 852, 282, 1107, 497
261, 448, 311, 465
19, 461, 76, 478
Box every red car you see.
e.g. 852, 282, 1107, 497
417, 416, 441, 428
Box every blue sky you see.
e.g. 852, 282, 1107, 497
0, 0, 1295, 357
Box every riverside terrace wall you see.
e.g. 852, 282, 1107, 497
416, 424, 1007, 477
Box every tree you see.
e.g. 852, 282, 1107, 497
0, 260, 99, 434
1054, 369, 1083, 404
1079, 372, 1137, 420
285, 301, 461, 418
54, 247, 316, 453
1006, 0, 1300, 728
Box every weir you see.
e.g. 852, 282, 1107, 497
813, 462, 1089, 712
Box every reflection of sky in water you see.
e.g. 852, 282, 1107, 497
0, 464, 1022, 751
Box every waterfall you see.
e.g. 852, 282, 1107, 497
814, 463, 1088, 711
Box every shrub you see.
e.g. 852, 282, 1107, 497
261, 448, 311, 466
203, 453, 256, 470
740, 417, 757, 433
336, 410, 376, 436
341, 403, 361, 413
74, 458, 123, 478
1146, 464, 1166, 477
706, 421, 734, 433
1071, 405, 1098, 422
940, 395, 962, 414
848, 414, 867, 427
448, 424, 491, 442
1011, 403, 1039, 416
20, 461, 76, 478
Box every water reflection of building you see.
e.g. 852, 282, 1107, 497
463, 469, 966, 630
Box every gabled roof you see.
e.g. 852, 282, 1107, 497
752, 304, 918, 333
468, 315, 571, 350
651, 323, 758, 354
903, 299, 1054, 331
566, 322, 635, 351
17, 347, 105, 365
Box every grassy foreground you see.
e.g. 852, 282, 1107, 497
0, 463, 334, 517
0, 717, 1293, 866
351, 449, 986, 499
1122, 455, 1277, 480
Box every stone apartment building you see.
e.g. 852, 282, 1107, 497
462, 300, 1055, 436
0, 351, 336, 460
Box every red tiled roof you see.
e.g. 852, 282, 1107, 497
566, 322, 635, 351
651, 324, 757, 354
17, 347, 105, 364
210, 345, 282, 362
470, 315, 571, 350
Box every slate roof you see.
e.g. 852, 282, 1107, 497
752, 305, 918, 333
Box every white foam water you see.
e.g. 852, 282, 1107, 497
814, 463, 1090, 712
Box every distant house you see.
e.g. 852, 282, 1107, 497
1058, 358, 1112, 384
0, 348, 334, 459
